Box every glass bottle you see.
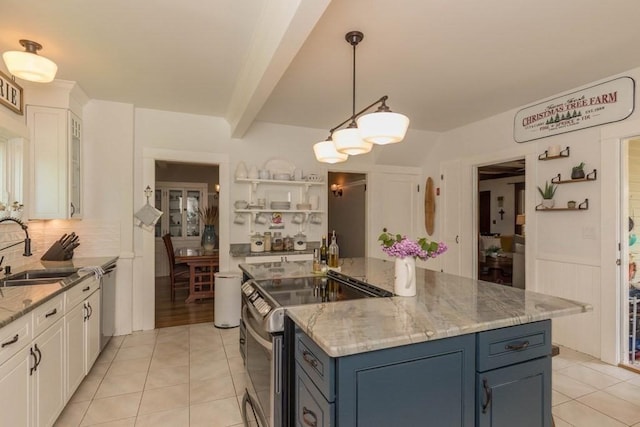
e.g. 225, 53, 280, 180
328, 230, 339, 268
313, 248, 321, 273
320, 236, 328, 263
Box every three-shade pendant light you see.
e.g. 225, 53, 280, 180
313, 31, 410, 164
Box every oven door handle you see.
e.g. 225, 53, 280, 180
242, 306, 273, 353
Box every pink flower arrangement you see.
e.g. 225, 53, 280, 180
378, 231, 447, 261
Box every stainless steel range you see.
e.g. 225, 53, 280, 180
240, 273, 391, 427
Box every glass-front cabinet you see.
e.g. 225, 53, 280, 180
154, 182, 208, 276
154, 182, 207, 239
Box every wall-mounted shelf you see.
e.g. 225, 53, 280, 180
550, 169, 597, 184
538, 146, 570, 160
235, 209, 322, 214
536, 198, 589, 211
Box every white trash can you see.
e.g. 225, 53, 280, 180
214, 272, 242, 328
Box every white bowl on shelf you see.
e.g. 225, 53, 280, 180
273, 173, 291, 181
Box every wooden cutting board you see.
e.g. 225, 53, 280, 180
425, 177, 435, 236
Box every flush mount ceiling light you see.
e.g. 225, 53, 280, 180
313, 31, 409, 164
3, 40, 58, 83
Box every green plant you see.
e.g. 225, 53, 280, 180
485, 245, 501, 255
572, 162, 585, 172
537, 181, 557, 200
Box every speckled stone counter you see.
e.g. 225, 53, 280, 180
0, 256, 117, 328
239, 260, 318, 280
230, 242, 319, 258
286, 258, 591, 357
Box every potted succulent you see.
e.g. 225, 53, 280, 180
0, 202, 7, 219
567, 200, 577, 209
537, 181, 557, 208
485, 245, 501, 258
571, 162, 586, 179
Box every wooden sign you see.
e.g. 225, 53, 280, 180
424, 177, 435, 236
514, 76, 634, 143
0, 70, 23, 115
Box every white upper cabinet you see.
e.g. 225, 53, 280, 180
27, 106, 82, 219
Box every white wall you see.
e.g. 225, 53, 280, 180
433, 68, 640, 361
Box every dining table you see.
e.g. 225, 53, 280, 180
175, 247, 219, 303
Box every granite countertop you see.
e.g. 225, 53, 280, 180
286, 258, 592, 358
0, 256, 118, 328
239, 260, 318, 280
230, 242, 319, 258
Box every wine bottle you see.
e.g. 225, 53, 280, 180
320, 236, 328, 263
328, 230, 339, 268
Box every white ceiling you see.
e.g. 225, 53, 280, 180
4, 0, 640, 137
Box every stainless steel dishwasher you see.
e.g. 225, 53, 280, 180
101, 260, 117, 350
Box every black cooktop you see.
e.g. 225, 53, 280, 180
256, 276, 382, 307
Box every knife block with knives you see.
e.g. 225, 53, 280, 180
41, 233, 80, 261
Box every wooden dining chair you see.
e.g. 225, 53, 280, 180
162, 234, 190, 301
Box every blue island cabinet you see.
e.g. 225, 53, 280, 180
292, 326, 476, 426
289, 319, 552, 427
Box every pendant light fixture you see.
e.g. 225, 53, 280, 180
313, 31, 409, 164
3, 40, 58, 83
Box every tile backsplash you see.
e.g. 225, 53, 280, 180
0, 219, 121, 271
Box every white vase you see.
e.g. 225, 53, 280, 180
394, 257, 416, 296
542, 199, 555, 209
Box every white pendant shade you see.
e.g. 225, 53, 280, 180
3, 50, 57, 83
313, 140, 348, 164
357, 111, 410, 145
333, 127, 373, 155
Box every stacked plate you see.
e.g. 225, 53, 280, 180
270, 201, 291, 210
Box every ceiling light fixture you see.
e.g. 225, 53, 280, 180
313, 31, 410, 164
2, 40, 58, 83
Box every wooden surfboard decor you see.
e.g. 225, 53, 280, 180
425, 177, 435, 236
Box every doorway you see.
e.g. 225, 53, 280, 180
327, 172, 366, 258
624, 138, 640, 369
477, 159, 526, 288
154, 161, 219, 328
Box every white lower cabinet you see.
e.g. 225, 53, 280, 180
65, 277, 101, 399
33, 318, 65, 427
0, 294, 66, 427
0, 275, 102, 427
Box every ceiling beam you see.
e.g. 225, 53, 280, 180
226, 0, 331, 138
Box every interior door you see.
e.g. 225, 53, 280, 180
441, 160, 461, 275
367, 172, 420, 259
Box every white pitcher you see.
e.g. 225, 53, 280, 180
394, 257, 416, 296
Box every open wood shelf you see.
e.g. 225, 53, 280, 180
535, 198, 589, 211
550, 169, 597, 184
538, 146, 570, 160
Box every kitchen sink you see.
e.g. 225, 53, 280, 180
1, 268, 79, 287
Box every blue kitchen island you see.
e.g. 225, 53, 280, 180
280, 258, 591, 427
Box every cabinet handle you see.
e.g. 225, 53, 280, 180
1, 334, 18, 348
481, 378, 492, 414
34, 344, 42, 370
70, 202, 76, 217
302, 350, 318, 368
302, 407, 318, 427
87, 302, 93, 319
29, 347, 37, 375
45, 308, 58, 318
239, 338, 245, 344
83, 304, 89, 321
82, 286, 91, 292
505, 340, 530, 351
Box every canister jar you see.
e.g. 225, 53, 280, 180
294, 233, 307, 251
272, 232, 284, 251
250, 233, 265, 252
284, 235, 294, 251
263, 232, 272, 252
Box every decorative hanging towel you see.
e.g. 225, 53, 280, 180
134, 186, 163, 232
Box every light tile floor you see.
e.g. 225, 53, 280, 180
54, 324, 640, 427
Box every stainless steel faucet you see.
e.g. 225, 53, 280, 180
0, 218, 32, 257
